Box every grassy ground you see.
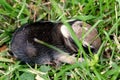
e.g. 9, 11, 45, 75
0, 0, 120, 80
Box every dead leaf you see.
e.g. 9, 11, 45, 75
35, 75, 45, 80
0, 45, 7, 52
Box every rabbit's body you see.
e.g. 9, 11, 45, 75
10, 20, 101, 65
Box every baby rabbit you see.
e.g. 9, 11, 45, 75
9, 20, 101, 65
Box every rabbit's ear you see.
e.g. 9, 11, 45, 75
60, 24, 78, 52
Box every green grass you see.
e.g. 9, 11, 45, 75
0, 0, 120, 80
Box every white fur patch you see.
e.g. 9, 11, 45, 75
83, 40, 93, 48
60, 25, 70, 38
83, 27, 88, 30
